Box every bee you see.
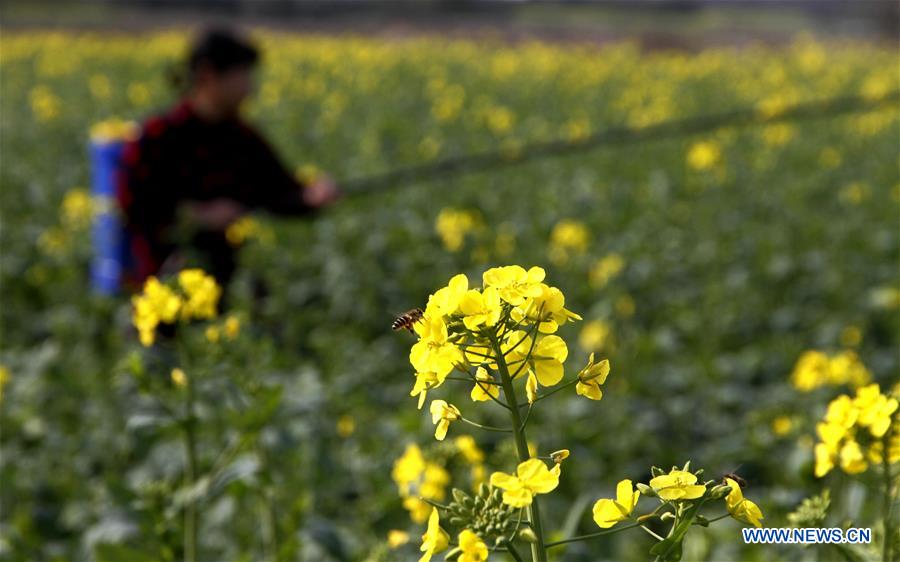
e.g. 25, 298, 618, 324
721, 467, 747, 489
392, 308, 424, 333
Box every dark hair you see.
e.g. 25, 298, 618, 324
171, 29, 259, 89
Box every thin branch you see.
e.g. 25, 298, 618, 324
458, 416, 512, 433
545, 522, 643, 548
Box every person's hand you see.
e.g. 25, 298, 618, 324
186, 198, 247, 231
303, 175, 342, 208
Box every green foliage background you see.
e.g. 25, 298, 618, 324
0, 31, 897, 561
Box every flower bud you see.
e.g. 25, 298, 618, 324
518, 528, 539, 543
651, 466, 665, 477
660, 512, 676, 521
551, 449, 570, 464
708, 484, 732, 500
636, 483, 656, 497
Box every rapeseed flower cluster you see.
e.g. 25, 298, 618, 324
790, 349, 871, 392
813, 383, 899, 477
392, 444, 451, 524
406, 266, 596, 440
89, 118, 139, 144
131, 269, 221, 346
225, 216, 274, 247
592, 464, 763, 531
548, 219, 590, 265
434, 208, 483, 252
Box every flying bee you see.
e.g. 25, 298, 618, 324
392, 308, 425, 333
721, 466, 747, 488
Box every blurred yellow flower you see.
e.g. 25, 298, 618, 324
790, 349, 871, 392
336, 415, 356, 438
224, 315, 240, 340
61, 189, 96, 230
854, 384, 898, 438
771, 416, 793, 437
434, 208, 482, 252
455, 435, 484, 464
590, 253, 625, 288
419, 508, 449, 562
131, 277, 182, 347
387, 530, 410, 549
205, 325, 220, 343
178, 269, 221, 320
30, 85, 61, 122
226, 216, 273, 246
0, 365, 10, 402
578, 320, 610, 352
549, 219, 590, 264
170, 368, 187, 388
90, 118, 139, 144
457, 529, 488, 562
687, 140, 721, 170
839, 326, 862, 348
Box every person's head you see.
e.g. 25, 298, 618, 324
185, 29, 259, 119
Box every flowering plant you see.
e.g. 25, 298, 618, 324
399, 266, 763, 561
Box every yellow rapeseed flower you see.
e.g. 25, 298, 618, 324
576, 353, 611, 400
435, 208, 481, 252
410, 316, 462, 380
455, 435, 484, 464
687, 140, 721, 170
224, 315, 240, 340
419, 508, 449, 562
170, 368, 187, 388
177, 269, 221, 320
336, 415, 356, 438
430, 400, 461, 441
649, 469, 706, 501
131, 277, 182, 347
489, 458, 560, 508
470, 367, 499, 402
457, 529, 489, 562
725, 478, 763, 528
578, 320, 610, 352
590, 254, 625, 288
482, 266, 545, 307
387, 530, 410, 549
592, 479, 640, 528
459, 287, 502, 331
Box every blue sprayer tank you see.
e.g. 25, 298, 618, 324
89, 121, 138, 295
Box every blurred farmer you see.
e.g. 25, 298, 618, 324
117, 29, 339, 288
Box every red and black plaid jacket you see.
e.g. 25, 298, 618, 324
117, 99, 313, 287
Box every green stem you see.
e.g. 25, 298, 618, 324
491, 333, 547, 562
545, 522, 643, 548
458, 416, 512, 432
640, 525, 666, 541
505, 541, 526, 562
883, 431, 895, 562
183, 377, 199, 562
